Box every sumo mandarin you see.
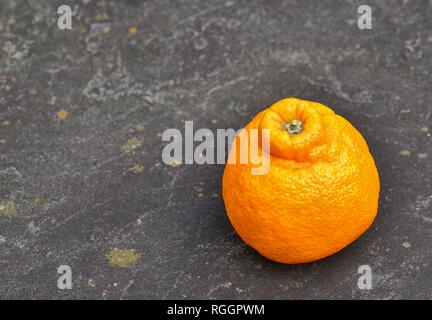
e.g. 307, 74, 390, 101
222, 98, 380, 264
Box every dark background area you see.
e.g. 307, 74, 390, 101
0, 0, 431, 299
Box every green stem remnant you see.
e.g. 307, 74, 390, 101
285, 119, 304, 135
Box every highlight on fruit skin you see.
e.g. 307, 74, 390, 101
222, 97, 380, 264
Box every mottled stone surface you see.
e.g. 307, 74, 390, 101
0, 0, 431, 299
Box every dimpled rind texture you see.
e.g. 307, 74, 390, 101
222, 98, 380, 264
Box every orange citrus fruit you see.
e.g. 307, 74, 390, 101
222, 98, 380, 264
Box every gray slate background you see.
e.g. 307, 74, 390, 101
0, 0, 431, 299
